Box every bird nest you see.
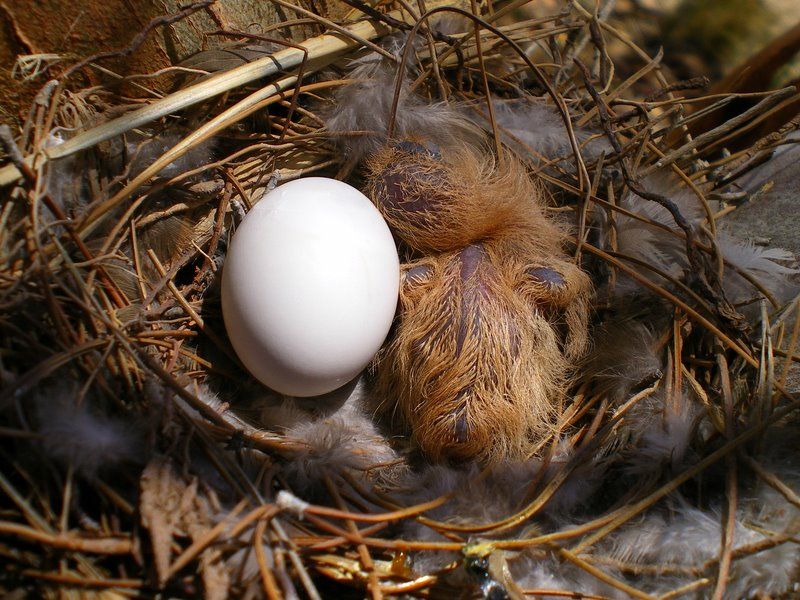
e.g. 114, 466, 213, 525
1, 1, 800, 598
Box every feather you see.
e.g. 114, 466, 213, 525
324, 57, 481, 161
594, 171, 712, 303
256, 372, 800, 598
604, 498, 799, 598
544, 442, 609, 515
276, 380, 398, 496
474, 98, 612, 162
126, 130, 216, 181
42, 132, 92, 218
34, 387, 140, 476
620, 391, 700, 476
613, 172, 705, 276
142, 214, 197, 263
259, 399, 311, 432
716, 230, 798, 310
514, 553, 625, 599
393, 462, 537, 578
580, 319, 663, 404
511, 475, 800, 599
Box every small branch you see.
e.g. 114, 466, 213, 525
0, 520, 132, 554
575, 58, 746, 332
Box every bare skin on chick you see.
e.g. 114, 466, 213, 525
366, 141, 592, 464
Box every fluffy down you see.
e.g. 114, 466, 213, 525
716, 230, 799, 312
324, 57, 481, 160
34, 387, 141, 476
474, 98, 611, 163
608, 172, 705, 292
366, 141, 592, 463
580, 318, 663, 404
606, 171, 797, 312
382, 423, 800, 599
258, 380, 399, 498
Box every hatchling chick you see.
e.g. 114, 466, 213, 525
366, 140, 592, 464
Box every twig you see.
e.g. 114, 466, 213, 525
0, 521, 132, 555
651, 87, 798, 172
576, 59, 744, 331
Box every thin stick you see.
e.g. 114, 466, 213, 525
0, 520, 132, 555
650, 87, 797, 172
711, 351, 737, 600
255, 519, 283, 600
741, 454, 800, 509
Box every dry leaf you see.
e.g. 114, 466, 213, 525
139, 456, 229, 598
140, 457, 189, 585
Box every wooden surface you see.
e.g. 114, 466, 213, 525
0, 0, 351, 127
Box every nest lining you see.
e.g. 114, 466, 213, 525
1, 0, 800, 598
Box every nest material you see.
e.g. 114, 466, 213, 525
1, 1, 800, 598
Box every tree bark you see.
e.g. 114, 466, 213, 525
0, 0, 350, 127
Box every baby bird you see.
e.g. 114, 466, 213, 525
366, 140, 592, 464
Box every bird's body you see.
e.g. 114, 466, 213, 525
366, 142, 591, 463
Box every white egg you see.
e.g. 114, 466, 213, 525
221, 177, 399, 397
